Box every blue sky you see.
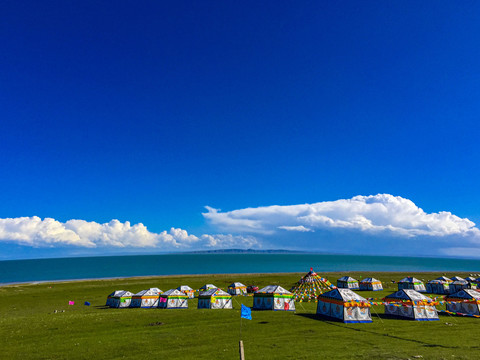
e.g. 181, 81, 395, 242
1, 1, 480, 259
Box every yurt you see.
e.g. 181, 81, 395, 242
290, 268, 335, 302
316, 288, 372, 323
198, 288, 233, 309
130, 288, 162, 308
158, 289, 189, 309
466, 276, 477, 283
106, 290, 133, 308
177, 285, 195, 299
337, 276, 360, 290
359, 278, 383, 291
253, 285, 296, 311
228, 282, 247, 296
436, 276, 453, 282
200, 284, 217, 291
426, 280, 450, 295
397, 277, 426, 292
384, 289, 438, 321
451, 276, 466, 282
445, 289, 480, 316
449, 280, 477, 293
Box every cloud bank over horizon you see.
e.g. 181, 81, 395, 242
2, 194, 480, 258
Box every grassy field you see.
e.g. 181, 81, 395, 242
1, 271, 479, 359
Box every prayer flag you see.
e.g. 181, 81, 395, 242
68, 301, 75, 305
241, 304, 252, 320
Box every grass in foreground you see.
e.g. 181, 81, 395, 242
0, 271, 479, 359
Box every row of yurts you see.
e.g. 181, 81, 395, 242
105, 270, 480, 323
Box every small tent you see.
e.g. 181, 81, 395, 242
397, 277, 426, 292
253, 285, 296, 311
290, 268, 335, 302
200, 284, 217, 291
359, 278, 383, 291
177, 285, 195, 299
198, 288, 232, 309
158, 289, 188, 309
426, 280, 449, 295
384, 289, 438, 321
337, 276, 360, 290
316, 288, 372, 323
451, 276, 466, 282
106, 290, 133, 308
445, 289, 480, 316
228, 282, 247, 296
131, 288, 162, 308
449, 280, 477, 293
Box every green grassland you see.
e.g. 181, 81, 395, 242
1, 271, 479, 359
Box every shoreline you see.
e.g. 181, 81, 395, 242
2, 270, 477, 288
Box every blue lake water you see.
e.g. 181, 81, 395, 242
0, 253, 479, 284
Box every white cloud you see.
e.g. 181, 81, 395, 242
203, 194, 480, 239
0, 216, 255, 250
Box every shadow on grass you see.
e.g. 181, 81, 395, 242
93, 305, 110, 309
295, 313, 460, 349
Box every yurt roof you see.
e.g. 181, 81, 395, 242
446, 289, 480, 300
385, 289, 429, 301
451, 276, 466, 282
134, 288, 162, 297
177, 285, 193, 291
200, 288, 230, 297
360, 277, 380, 283
200, 284, 217, 289
318, 288, 367, 302
338, 276, 358, 282
427, 279, 446, 284
451, 280, 468, 285
162, 289, 186, 297
436, 276, 453, 282
398, 277, 422, 283
229, 282, 246, 288
109, 290, 133, 297
257, 285, 291, 294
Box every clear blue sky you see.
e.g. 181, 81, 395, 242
1, 1, 480, 259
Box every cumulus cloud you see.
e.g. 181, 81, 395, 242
203, 194, 480, 239
0, 216, 256, 250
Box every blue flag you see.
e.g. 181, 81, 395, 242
84, 301, 91, 306
241, 304, 252, 320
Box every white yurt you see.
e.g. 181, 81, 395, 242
449, 280, 477, 293
426, 280, 449, 295
130, 288, 162, 308
337, 276, 359, 290
158, 289, 189, 309
397, 277, 426, 292
106, 290, 133, 308
198, 288, 233, 309
384, 289, 438, 321
316, 288, 372, 323
253, 285, 296, 311
228, 282, 247, 295
445, 289, 480, 316
359, 278, 383, 291
177, 285, 195, 298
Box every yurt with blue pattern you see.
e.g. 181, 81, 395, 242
316, 288, 372, 323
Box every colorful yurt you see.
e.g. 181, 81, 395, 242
384, 289, 438, 321
228, 282, 247, 296
397, 277, 426, 292
337, 276, 360, 290
290, 268, 335, 302
359, 278, 383, 291
158, 289, 188, 309
436, 276, 453, 282
198, 288, 233, 309
106, 290, 133, 308
426, 280, 450, 295
130, 288, 162, 308
316, 288, 372, 323
445, 289, 480, 316
451, 276, 466, 282
253, 285, 296, 311
449, 280, 477, 293
200, 284, 217, 291
177, 285, 195, 298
